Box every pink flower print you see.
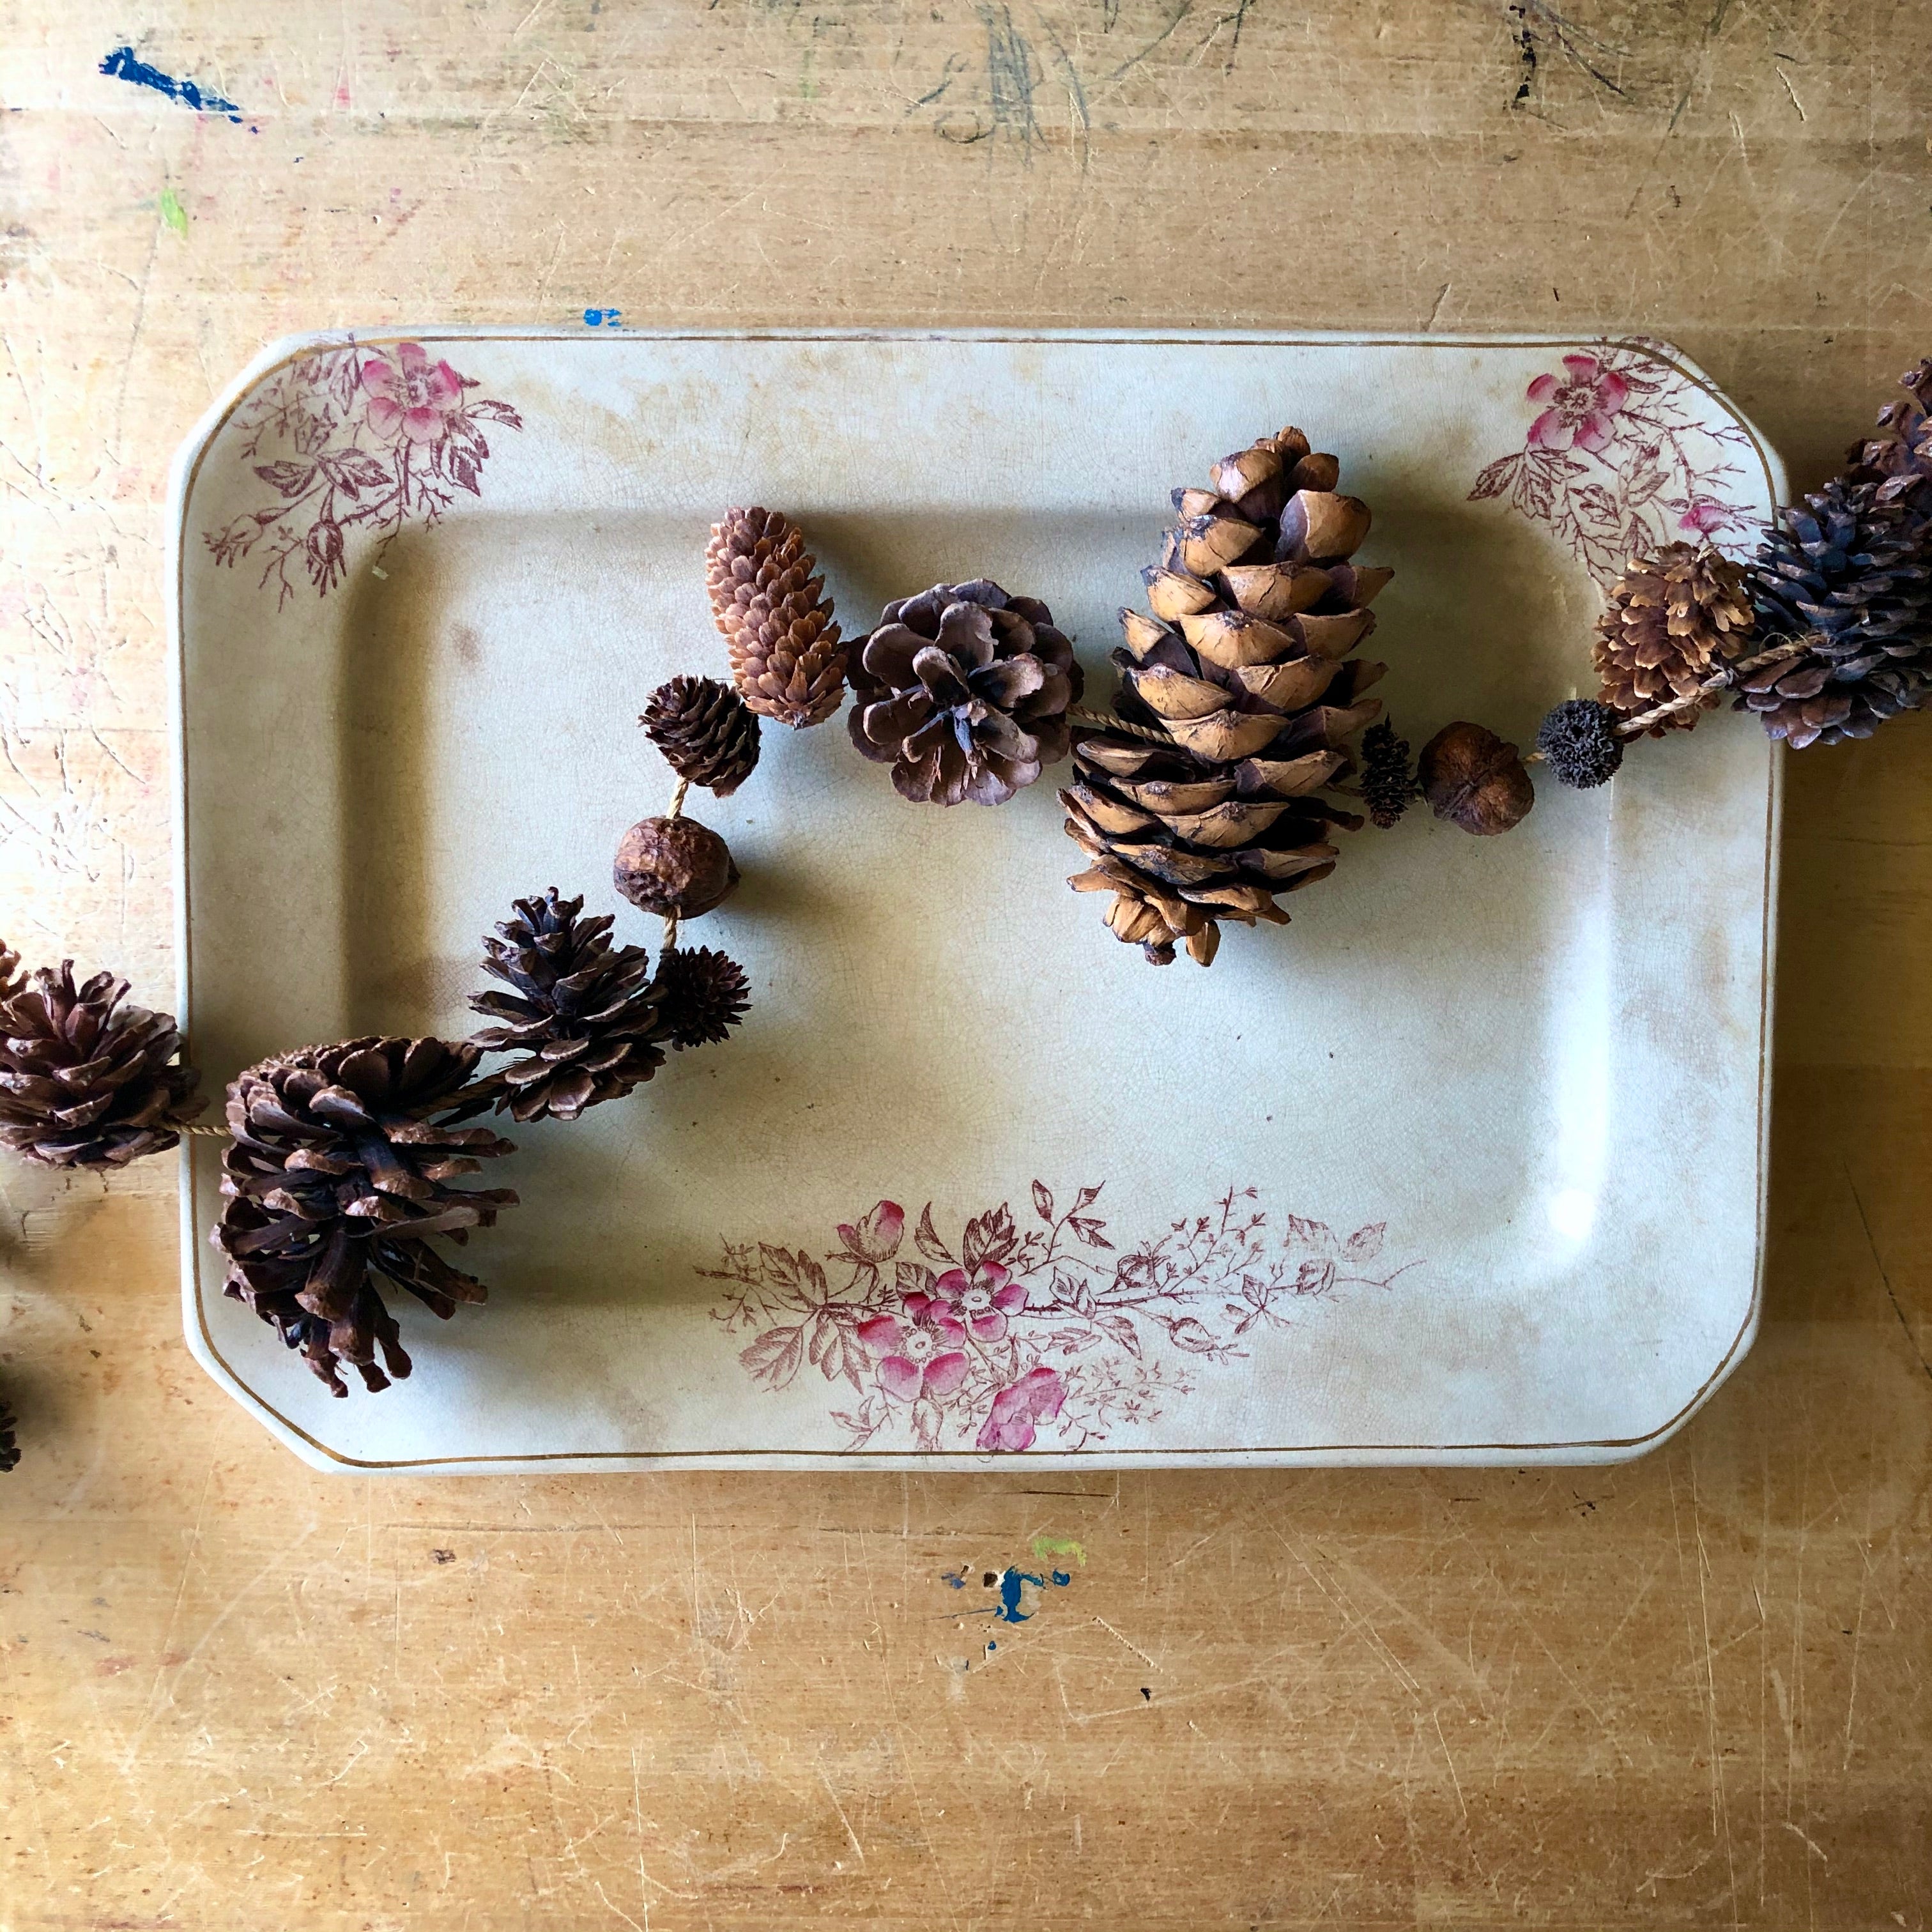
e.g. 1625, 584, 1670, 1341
836, 1199, 905, 1265
976, 1366, 1066, 1452
926, 1260, 1027, 1344
856, 1306, 968, 1406
1526, 354, 1631, 454
1676, 495, 1733, 537
360, 342, 465, 445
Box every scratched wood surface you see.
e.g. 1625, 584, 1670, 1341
3, 3, 1931, 1926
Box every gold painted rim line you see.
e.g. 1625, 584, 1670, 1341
171, 328, 1781, 1470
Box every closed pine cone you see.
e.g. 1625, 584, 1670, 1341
706, 506, 846, 728
641, 676, 761, 795
1592, 542, 1754, 735
1736, 477, 1932, 747
0, 960, 204, 1167
215, 1038, 517, 1397
1064, 426, 1388, 965
847, 580, 1083, 805
468, 889, 668, 1122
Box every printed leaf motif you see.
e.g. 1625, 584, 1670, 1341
254, 461, 316, 496
706, 1182, 1420, 1453
1032, 1179, 1055, 1222
1468, 451, 1521, 501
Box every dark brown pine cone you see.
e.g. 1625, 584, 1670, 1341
641, 676, 761, 795
468, 889, 668, 1122
848, 580, 1084, 806
215, 1037, 517, 1397
1844, 358, 1932, 514
1593, 542, 1754, 735
1738, 477, 1932, 746
706, 506, 847, 728
0, 1395, 18, 1473
0, 960, 205, 1167
652, 947, 751, 1048
1357, 720, 1418, 828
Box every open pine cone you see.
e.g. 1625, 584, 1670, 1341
1064, 426, 1388, 965
0, 960, 204, 1167
847, 580, 1083, 805
1593, 542, 1755, 735
641, 676, 760, 796
468, 889, 668, 1122
215, 1038, 517, 1397
1844, 358, 1932, 515
652, 947, 751, 1048
706, 507, 846, 728
1737, 478, 1932, 746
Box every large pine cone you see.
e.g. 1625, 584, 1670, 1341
847, 581, 1083, 805
1064, 426, 1388, 965
641, 676, 761, 796
215, 1038, 517, 1397
1736, 478, 1932, 747
1844, 359, 1932, 515
1592, 542, 1755, 735
706, 507, 846, 728
468, 889, 668, 1122
0, 960, 204, 1167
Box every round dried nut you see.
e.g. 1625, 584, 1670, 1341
613, 816, 740, 919
1417, 721, 1535, 836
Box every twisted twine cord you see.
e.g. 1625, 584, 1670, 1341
660, 772, 691, 957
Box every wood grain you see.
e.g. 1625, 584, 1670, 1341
2, 2, 1929, 1925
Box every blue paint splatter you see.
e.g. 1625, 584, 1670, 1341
995, 1567, 1047, 1623
100, 46, 242, 121
583, 307, 623, 328
1051, 1569, 1071, 1586
940, 1567, 969, 1590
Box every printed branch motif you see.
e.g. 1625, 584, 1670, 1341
703, 1184, 1419, 1452
204, 339, 522, 606
1468, 339, 1756, 586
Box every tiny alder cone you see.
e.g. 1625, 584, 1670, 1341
1417, 721, 1535, 835
614, 816, 740, 920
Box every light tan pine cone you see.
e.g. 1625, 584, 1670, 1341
705, 506, 846, 728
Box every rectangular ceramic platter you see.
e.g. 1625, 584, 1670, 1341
171, 328, 1783, 1473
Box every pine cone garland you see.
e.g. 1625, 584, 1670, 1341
1737, 479, 1932, 747
0, 962, 204, 1167
468, 890, 669, 1122
706, 507, 846, 728
1592, 542, 1754, 735
653, 947, 751, 1048
1844, 359, 1932, 513
1064, 425, 1389, 965
215, 1037, 517, 1397
847, 580, 1084, 805
641, 677, 761, 796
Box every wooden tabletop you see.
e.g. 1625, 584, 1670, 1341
3, 4, 1929, 1926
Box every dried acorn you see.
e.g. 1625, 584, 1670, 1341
614, 816, 740, 920
1417, 722, 1535, 835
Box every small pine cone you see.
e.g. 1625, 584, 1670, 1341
848, 581, 1084, 806
641, 677, 761, 796
215, 1038, 518, 1397
1357, 720, 1418, 827
653, 947, 751, 1048
1593, 542, 1754, 735
706, 507, 846, 728
0, 1395, 18, 1473
0, 961, 205, 1168
468, 889, 669, 1122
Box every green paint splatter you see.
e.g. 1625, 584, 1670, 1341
1032, 1535, 1085, 1567
799, 45, 817, 100
158, 186, 188, 237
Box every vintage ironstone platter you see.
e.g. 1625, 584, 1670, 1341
169, 328, 1784, 1472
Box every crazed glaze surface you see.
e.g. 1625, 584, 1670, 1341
169, 329, 1784, 1472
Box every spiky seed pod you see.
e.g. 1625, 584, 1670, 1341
1592, 542, 1755, 735
468, 889, 670, 1123
1738, 477, 1932, 747
0, 960, 204, 1168
1357, 720, 1419, 827
652, 947, 751, 1048
641, 676, 761, 796
1065, 424, 1391, 965
705, 507, 846, 728
847, 580, 1083, 805
0, 1397, 17, 1473
1536, 698, 1625, 789
215, 1038, 518, 1397
1844, 358, 1932, 514
1418, 722, 1535, 834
